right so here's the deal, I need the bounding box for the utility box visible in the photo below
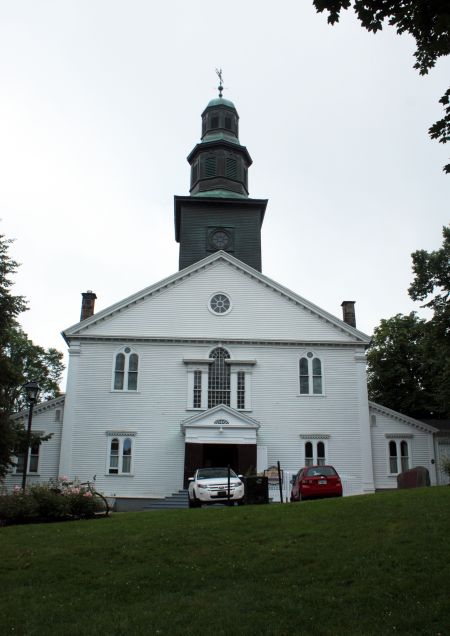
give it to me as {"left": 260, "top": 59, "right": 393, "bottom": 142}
{"left": 244, "top": 476, "right": 269, "bottom": 505}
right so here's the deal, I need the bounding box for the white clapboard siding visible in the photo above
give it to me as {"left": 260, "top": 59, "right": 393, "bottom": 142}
{"left": 369, "top": 405, "right": 436, "bottom": 490}
{"left": 62, "top": 338, "right": 372, "bottom": 498}
{"left": 71, "top": 261, "right": 360, "bottom": 343}
{"left": 4, "top": 398, "right": 64, "bottom": 492}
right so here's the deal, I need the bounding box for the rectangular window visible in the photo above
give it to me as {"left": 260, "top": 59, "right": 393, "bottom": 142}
{"left": 15, "top": 453, "right": 25, "bottom": 474}
{"left": 108, "top": 435, "right": 134, "bottom": 475}
{"left": 29, "top": 443, "right": 40, "bottom": 473}
{"left": 237, "top": 371, "right": 245, "bottom": 409}
{"left": 15, "top": 443, "right": 39, "bottom": 474}
{"left": 193, "top": 370, "right": 202, "bottom": 408}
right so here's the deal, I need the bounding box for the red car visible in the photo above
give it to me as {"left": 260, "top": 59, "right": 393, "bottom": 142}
{"left": 290, "top": 465, "right": 343, "bottom": 501}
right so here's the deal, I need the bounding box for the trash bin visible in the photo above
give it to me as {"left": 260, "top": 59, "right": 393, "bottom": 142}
{"left": 244, "top": 476, "right": 269, "bottom": 504}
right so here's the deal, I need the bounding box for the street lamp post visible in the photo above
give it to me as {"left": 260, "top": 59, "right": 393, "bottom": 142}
{"left": 21, "top": 380, "right": 40, "bottom": 491}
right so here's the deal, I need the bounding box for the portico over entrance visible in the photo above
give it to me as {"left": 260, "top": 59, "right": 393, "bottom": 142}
{"left": 181, "top": 405, "right": 260, "bottom": 487}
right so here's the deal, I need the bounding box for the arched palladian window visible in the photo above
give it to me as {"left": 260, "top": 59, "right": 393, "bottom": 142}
{"left": 108, "top": 436, "right": 133, "bottom": 475}
{"left": 114, "top": 347, "right": 139, "bottom": 391}
{"left": 299, "top": 352, "right": 323, "bottom": 395}
{"left": 208, "top": 347, "right": 230, "bottom": 407}
{"left": 304, "top": 440, "right": 326, "bottom": 466}
{"left": 389, "top": 439, "right": 410, "bottom": 474}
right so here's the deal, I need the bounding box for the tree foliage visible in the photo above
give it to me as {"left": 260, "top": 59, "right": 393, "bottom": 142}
{"left": 367, "top": 227, "right": 450, "bottom": 418}
{"left": 313, "top": 1, "right": 450, "bottom": 172}
{"left": 408, "top": 225, "right": 450, "bottom": 312}
{"left": 0, "top": 232, "right": 64, "bottom": 478}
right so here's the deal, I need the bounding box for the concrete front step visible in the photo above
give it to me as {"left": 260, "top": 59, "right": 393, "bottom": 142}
{"left": 114, "top": 490, "right": 189, "bottom": 512}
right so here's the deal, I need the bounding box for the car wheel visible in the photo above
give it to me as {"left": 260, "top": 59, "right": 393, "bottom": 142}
{"left": 237, "top": 499, "right": 245, "bottom": 506}
{"left": 188, "top": 492, "right": 200, "bottom": 508}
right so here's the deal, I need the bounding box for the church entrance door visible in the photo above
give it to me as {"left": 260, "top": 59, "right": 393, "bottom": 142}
{"left": 183, "top": 443, "right": 256, "bottom": 488}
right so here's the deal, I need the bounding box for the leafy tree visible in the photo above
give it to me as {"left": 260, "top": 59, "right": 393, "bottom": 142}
{"left": 367, "top": 227, "right": 450, "bottom": 418}
{"left": 408, "top": 225, "right": 450, "bottom": 313}
{"left": 409, "top": 225, "right": 450, "bottom": 415}
{"left": 0, "top": 232, "right": 64, "bottom": 478}
{"left": 313, "top": 1, "right": 450, "bottom": 172}
{"left": 2, "top": 326, "right": 64, "bottom": 413}
{"left": 367, "top": 313, "right": 433, "bottom": 418}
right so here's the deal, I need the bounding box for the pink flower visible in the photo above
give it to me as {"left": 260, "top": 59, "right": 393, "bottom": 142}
{"left": 60, "top": 475, "right": 69, "bottom": 482}
{"left": 13, "top": 485, "right": 21, "bottom": 494}
{"left": 83, "top": 491, "right": 93, "bottom": 497}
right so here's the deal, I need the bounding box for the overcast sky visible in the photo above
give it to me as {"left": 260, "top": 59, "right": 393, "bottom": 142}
{"left": 1, "top": 1, "right": 448, "bottom": 386}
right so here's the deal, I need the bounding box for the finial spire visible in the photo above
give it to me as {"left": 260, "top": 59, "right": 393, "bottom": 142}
{"left": 216, "top": 68, "right": 223, "bottom": 98}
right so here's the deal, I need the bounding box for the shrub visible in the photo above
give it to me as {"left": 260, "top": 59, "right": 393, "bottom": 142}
{"left": 441, "top": 456, "right": 450, "bottom": 479}
{"left": 0, "top": 492, "right": 39, "bottom": 523}
{"left": 0, "top": 479, "right": 107, "bottom": 525}
{"left": 29, "top": 484, "right": 69, "bottom": 519}
{"left": 66, "top": 490, "right": 105, "bottom": 518}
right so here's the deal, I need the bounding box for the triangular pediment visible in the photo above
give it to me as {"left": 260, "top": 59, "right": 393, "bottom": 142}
{"left": 181, "top": 405, "right": 260, "bottom": 432}
{"left": 63, "top": 252, "right": 370, "bottom": 345}
{"left": 369, "top": 402, "right": 438, "bottom": 434}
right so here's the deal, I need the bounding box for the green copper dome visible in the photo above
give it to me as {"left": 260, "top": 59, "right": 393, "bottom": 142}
{"left": 205, "top": 97, "right": 236, "bottom": 109}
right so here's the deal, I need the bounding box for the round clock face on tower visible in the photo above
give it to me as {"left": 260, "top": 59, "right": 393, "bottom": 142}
{"left": 211, "top": 230, "right": 230, "bottom": 250}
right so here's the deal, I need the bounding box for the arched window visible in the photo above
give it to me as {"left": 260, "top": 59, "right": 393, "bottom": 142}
{"left": 113, "top": 348, "right": 139, "bottom": 391}
{"left": 317, "top": 441, "right": 325, "bottom": 466}
{"left": 389, "top": 440, "right": 398, "bottom": 473}
{"left": 305, "top": 442, "right": 313, "bottom": 467}
{"left": 304, "top": 440, "right": 327, "bottom": 466}
{"left": 122, "top": 438, "right": 132, "bottom": 473}
{"left": 400, "top": 441, "right": 409, "bottom": 473}
{"left": 208, "top": 347, "right": 230, "bottom": 407}
{"left": 299, "top": 353, "right": 323, "bottom": 395}
{"left": 388, "top": 438, "right": 411, "bottom": 474}
{"left": 108, "top": 436, "right": 133, "bottom": 475}
{"left": 109, "top": 438, "right": 120, "bottom": 474}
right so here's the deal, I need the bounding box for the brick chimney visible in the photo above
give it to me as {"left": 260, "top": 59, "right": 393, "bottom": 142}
{"left": 80, "top": 290, "right": 97, "bottom": 321}
{"left": 341, "top": 301, "right": 356, "bottom": 328}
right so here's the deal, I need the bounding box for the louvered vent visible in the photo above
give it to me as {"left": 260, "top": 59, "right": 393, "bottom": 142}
{"left": 226, "top": 157, "right": 238, "bottom": 179}
{"left": 211, "top": 116, "right": 219, "bottom": 128}
{"left": 192, "top": 164, "right": 198, "bottom": 183}
{"left": 205, "top": 157, "right": 217, "bottom": 177}
{"left": 224, "top": 116, "right": 232, "bottom": 130}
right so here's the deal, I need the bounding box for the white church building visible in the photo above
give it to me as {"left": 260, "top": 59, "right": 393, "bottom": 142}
{"left": 6, "top": 91, "right": 441, "bottom": 505}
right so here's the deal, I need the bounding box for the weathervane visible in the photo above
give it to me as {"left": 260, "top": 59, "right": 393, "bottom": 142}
{"left": 216, "top": 68, "right": 223, "bottom": 97}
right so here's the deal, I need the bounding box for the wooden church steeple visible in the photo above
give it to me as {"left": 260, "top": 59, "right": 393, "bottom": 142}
{"left": 174, "top": 76, "right": 268, "bottom": 272}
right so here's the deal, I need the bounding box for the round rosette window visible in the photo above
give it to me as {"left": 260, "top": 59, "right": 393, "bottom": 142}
{"left": 209, "top": 293, "right": 232, "bottom": 315}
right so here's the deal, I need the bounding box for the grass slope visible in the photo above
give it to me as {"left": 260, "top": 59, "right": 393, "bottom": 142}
{"left": 1, "top": 488, "right": 449, "bottom": 635}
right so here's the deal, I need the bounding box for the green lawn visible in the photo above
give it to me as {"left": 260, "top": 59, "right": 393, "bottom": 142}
{"left": 1, "top": 488, "right": 449, "bottom": 635}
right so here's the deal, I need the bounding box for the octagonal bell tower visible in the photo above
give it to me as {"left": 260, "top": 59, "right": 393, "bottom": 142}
{"left": 174, "top": 83, "right": 268, "bottom": 272}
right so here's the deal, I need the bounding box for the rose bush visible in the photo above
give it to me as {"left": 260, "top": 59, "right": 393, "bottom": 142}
{"left": 0, "top": 478, "right": 107, "bottom": 525}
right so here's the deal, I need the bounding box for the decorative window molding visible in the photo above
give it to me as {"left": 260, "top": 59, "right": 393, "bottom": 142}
{"left": 106, "top": 434, "right": 135, "bottom": 475}
{"left": 106, "top": 431, "right": 137, "bottom": 437}
{"left": 300, "top": 434, "right": 330, "bottom": 440}
{"left": 112, "top": 347, "right": 139, "bottom": 391}
{"left": 385, "top": 433, "right": 413, "bottom": 439}
{"left": 299, "top": 352, "right": 323, "bottom": 395}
